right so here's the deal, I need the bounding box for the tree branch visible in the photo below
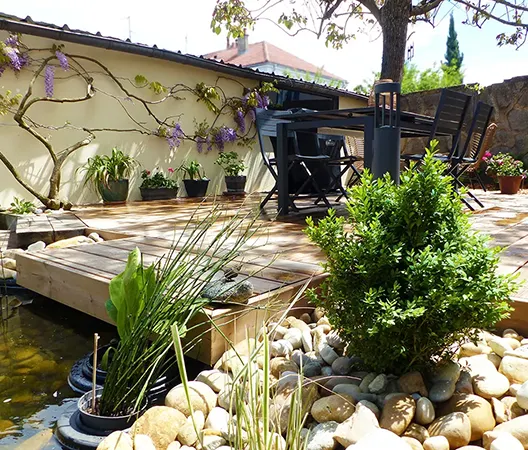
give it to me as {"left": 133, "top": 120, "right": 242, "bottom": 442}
{"left": 0, "top": 150, "right": 49, "bottom": 205}
{"left": 411, "top": 0, "right": 444, "bottom": 17}
{"left": 453, "top": 0, "right": 528, "bottom": 28}
{"left": 357, "top": 0, "right": 381, "bottom": 23}
{"left": 56, "top": 132, "right": 95, "bottom": 164}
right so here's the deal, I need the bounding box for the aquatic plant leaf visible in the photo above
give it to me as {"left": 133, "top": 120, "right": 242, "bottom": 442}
{"left": 105, "top": 299, "right": 118, "bottom": 323}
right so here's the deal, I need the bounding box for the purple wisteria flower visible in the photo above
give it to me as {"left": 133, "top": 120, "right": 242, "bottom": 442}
{"left": 196, "top": 136, "right": 206, "bottom": 153}
{"left": 234, "top": 109, "right": 246, "bottom": 133}
{"left": 44, "top": 65, "right": 55, "bottom": 97}
{"left": 166, "top": 123, "right": 184, "bottom": 150}
{"left": 248, "top": 108, "right": 256, "bottom": 123}
{"left": 214, "top": 126, "right": 237, "bottom": 151}
{"left": 5, "top": 47, "right": 22, "bottom": 71}
{"left": 4, "top": 35, "right": 18, "bottom": 47}
{"left": 55, "top": 50, "right": 69, "bottom": 71}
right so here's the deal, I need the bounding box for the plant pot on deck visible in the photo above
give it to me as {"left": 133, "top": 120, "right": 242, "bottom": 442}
{"left": 77, "top": 388, "right": 146, "bottom": 432}
{"left": 183, "top": 179, "right": 209, "bottom": 198}
{"left": 97, "top": 180, "right": 129, "bottom": 203}
{"left": 139, "top": 187, "right": 179, "bottom": 201}
{"left": 225, "top": 176, "right": 246, "bottom": 193}
{"left": 498, "top": 175, "right": 523, "bottom": 194}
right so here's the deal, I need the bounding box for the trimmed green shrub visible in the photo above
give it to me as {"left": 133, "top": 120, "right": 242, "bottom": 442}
{"left": 305, "top": 149, "right": 517, "bottom": 374}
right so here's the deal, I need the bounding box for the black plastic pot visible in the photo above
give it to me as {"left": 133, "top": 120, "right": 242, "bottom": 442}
{"left": 225, "top": 176, "right": 246, "bottom": 193}
{"left": 97, "top": 180, "right": 129, "bottom": 203}
{"left": 183, "top": 179, "right": 209, "bottom": 198}
{"left": 140, "top": 187, "right": 178, "bottom": 201}
{"left": 78, "top": 388, "right": 146, "bottom": 432}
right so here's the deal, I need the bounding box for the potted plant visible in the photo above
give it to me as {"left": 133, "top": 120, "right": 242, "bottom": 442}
{"left": 179, "top": 160, "right": 209, "bottom": 198}
{"left": 139, "top": 168, "right": 179, "bottom": 201}
{"left": 483, "top": 151, "right": 526, "bottom": 194}
{"left": 215, "top": 151, "right": 246, "bottom": 194}
{"left": 80, "top": 148, "right": 138, "bottom": 203}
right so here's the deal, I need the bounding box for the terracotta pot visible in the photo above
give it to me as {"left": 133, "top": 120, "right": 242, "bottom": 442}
{"left": 498, "top": 175, "right": 523, "bottom": 194}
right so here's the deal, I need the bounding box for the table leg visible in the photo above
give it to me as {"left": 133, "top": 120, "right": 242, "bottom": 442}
{"left": 277, "top": 122, "right": 289, "bottom": 215}
{"left": 363, "top": 118, "right": 374, "bottom": 170}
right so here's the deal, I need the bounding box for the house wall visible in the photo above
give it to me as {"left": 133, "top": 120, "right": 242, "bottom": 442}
{"left": 0, "top": 32, "right": 366, "bottom": 208}
{"left": 400, "top": 76, "right": 528, "bottom": 163}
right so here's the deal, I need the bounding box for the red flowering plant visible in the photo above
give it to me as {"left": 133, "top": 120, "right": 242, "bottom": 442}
{"left": 140, "top": 167, "right": 178, "bottom": 189}
{"left": 483, "top": 152, "right": 527, "bottom": 178}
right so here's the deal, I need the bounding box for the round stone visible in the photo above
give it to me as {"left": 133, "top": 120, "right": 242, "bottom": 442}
{"left": 131, "top": 406, "right": 186, "bottom": 450}
{"left": 332, "top": 357, "right": 354, "bottom": 376}
{"left": 305, "top": 421, "right": 339, "bottom": 450}
{"left": 284, "top": 328, "right": 303, "bottom": 349}
{"left": 415, "top": 396, "right": 435, "bottom": 426}
{"left": 165, "top": 381, "right": 217, "bottom": 417}
{"left": 351, "top": 429, "right": 415, "bottom": 450}
{"left": 379, "top": 393, "right": 416, "bottom": 436}
{"left": 428, "top": 412, "right": 471, "bottom": 449}
{"left": 204, "top": 407, "right": 230, "bottom": 434}
{"left": 311, "top": 394, "right": 355, "bottom": 423}
{"left": 300, "top": 313, "right": 312, "bottom": 324}
{"left": 423, "top": 435, "right": 449, "bottom": 450}
{"left": 195, "top": 369, "right": 232, "bottom": 393}
{"left": 302, "top": 362, "right": 322, "bottom": 377}
{"left": 489, "top": 337, "right": 513, "bottom": 357}
{"left": 515, "top": 380, "right": 528, "bottom": 409}
{"left": 319, "top": 345, "right": 339, "bottom": 366}
{"left": 460, "top": 342, "right": 491, "bottom": 357}
{"left": 368, "top": 374, "right": 388, "bottom": 394}
{"left": 402, "top": 436, "right": 422, "bottom": 450}
{"left": 489, "top": 414, "right": 528, "bottom": 448}
{"left": 398, "top": 371, "right": 428, "bottom": 396}
{"left": 490, "top": 432, "right": 524, "bottom": 450}
{"left": 333, "top": 402, "right": 380, "bottom": 447}
{"left": 270, "top": 357, "right": 299, "bottom": 378}
{"left": 500, "top": 355, "right": 528, "bottom": 384}
{"left": 429, "top": 380, "right": 456, "bottom": 403}
{"left": 403, "top": 423, "right": 429, "bottom": 443}
{"left": 321, "top": 366, "right": 334, "bottom": 377}
{"left": 271, "top": 340, "right": 294, "bottom": 357}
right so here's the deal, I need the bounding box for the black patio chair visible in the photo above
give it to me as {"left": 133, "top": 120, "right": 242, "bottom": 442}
{"left": 401, "top": 89, "right": 472, "bottom": 166}
{"left": 447, "top": 101, "right": 494, "bottom": 209}
{"left": 255, "top": 109, "right": 332, "bottom": 211}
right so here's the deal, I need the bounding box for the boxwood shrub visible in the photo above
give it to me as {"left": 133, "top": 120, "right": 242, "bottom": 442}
{"left": 305, "top": 149, "right": 517, "bottom": 374}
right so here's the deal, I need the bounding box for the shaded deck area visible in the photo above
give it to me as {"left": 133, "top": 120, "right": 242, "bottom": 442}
{"left": 13, "top": 191, "right": 528, "bottom": 362}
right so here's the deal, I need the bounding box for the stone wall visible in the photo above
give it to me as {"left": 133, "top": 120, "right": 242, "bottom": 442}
{"left": 400, "top": 76, "right": 528, "bottom": 164}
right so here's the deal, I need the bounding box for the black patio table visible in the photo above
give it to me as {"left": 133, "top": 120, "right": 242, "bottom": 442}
{"left": 275, "top": 106, "right": 454, "bottom": 215}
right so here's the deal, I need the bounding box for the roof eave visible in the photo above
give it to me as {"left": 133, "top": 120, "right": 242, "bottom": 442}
{"left": 0, "top": 15, "right": 366, "bottom": 101}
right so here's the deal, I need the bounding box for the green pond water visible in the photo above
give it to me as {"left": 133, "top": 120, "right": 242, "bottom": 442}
{"left": 0, "top": 290, "right": 116, "bottom": 449}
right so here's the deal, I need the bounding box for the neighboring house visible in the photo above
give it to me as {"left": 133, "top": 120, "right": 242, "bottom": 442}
{"left": 0, "top": 14, "right": 366, "bottom": 206}
{"left": 204, "top": 35, "right": 347, "bottom": 89}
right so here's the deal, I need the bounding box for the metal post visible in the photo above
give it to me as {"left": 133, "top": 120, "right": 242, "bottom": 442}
{"left": 372, "top": 82, "right": 401, "bottom": 183}
{"left": 277, "top": 122, "right": 289, "bottom": 215}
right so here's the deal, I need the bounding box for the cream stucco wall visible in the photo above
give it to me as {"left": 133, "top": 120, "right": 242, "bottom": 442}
{"left": 0, "top": 32, "right": 366, "bottom": 208}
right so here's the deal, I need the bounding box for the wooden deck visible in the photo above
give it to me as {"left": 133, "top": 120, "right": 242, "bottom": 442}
{"left": 13, "top": 191, "right": 528, "bottom": 363}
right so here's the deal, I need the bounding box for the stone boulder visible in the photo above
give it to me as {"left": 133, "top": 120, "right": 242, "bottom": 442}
{"left": 380, "top": 394, "right": 416, "bottom": 436}
{"left": 428, "top": 412, "right": 471, "bottom": 449}
{"left": 333, "top": 401, "right": 380, "bottom": 447}
{"left": 311, "top": 394, "right": 355, "bottom": 423}
{"left": 96, "top": 431, "right": 133, "bottom": 450}
{"left": 131, "top": 406, "right": 186, "bottom": 450}
{"left": 165, "top": 381, "right": 217, "bottom": 417}
{"left": 47, "top": 236, "right": 94, "bottom": 249}
{"left": 487, "top": 415, "right": 528, "bottom": 449}
{"left": 347, "top": 429, "right": 413, "bottom": 449}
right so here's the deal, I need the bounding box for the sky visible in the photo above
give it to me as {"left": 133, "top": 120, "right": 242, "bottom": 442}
{"left": 2, "top": 0, "right": 528, "bottom": 90}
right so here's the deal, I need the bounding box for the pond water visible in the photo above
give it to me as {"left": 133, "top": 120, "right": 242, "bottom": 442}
{"left": 0, "top": 289, "right": 116, "bottom": 449}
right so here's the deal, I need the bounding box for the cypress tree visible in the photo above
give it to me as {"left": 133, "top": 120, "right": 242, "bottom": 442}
{"left": 445, "top": 13, "right": 464, "bottom": 70}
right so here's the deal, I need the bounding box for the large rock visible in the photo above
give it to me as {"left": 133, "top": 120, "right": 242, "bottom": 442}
{"left": 473, "top": 371, "right": 510, "bottom": 400}
{"left": 333, "top": 402, "right": 380, "bottom": 447}
{"left": 347, "top": 429, "right": 413, "bottom": 449}
{"left": 47, "top": 235, "right": 94, "bottom": 249}
{"left": 429, "top": 380, "right": 456, "bottom": 403}
{"left": 403, "top": 423, "right": 429, "bottom": 443}
{"left": 310, "top": 394, "right": 355, "bottom": 423}
{"left": 97, "top": 431, "right": 133, "bottom": 450}
{"left": 131, "top": 406, "right": 186, "bottom": 450}
{"left": 27, "top": 241, "right": 46, "bottom": 252}
{"left": 489, "top": 337, "right": 513, "bottom": 357}
{"left": 201, "top": 278, "right": 253, "bottom": 303}
{"left": 438, "top": 393, "right": 495, "bottom": 441}
{"left": 428, "top": 412, "right": 471, "bottom": 449}
{"left": 0, "top": 267, "right": 16, "bottom": 279}
{"left": 0, "top": 258, "right": 16, "bottom": 270}
{"left": 488, "top": 415, "right": 528, "bottom": 449}
{"left": 380, "top": 394, "right": 416, "bottom": 436}
{"left": 501, "top": 396, "right": 526, "bottom": 420}
{"left": 271, "top": 381, "right": 319, "bottom": 434}
{"left": 305, "top": 421, "right": 338, "bottom": 450}
{"left": 133, "top": 435, "right": 156, "bottom": 450}
{"left": 165, "top": 381, "right": 217, "bottom": 416}
{"left": 499, "top": 355, "right": 528, "bottom": 384}
{"left": 402, "top": 436, "right": 423, "bottom": 450}
{"left": 270, "top": 358, "right": 299, "bottom": 378}
{"left": 204, "top": 407, "right": 230, "bottom": 434}
{"left": 491, "top": 397, "right": 509, "bottom": 424}
{"left": 489, "top": 433, "right": 524, "bottom": 450}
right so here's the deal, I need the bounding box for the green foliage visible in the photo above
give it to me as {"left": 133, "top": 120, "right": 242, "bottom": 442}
{"left": 80, "top": 147, "right": 138, "bottom": 189}
{"left": 179, "top": 160, "right": 207, "bottom": 180}
{"left": 401, "top": 63, "right": 463, "bottom": 94}
{"left": 106, "top": 248, "right": 156, "bottom": 341}
{"left": 195, "top": 82, "right": 221, "bottom": 114}
{"left": 9, "top": 197, "right": 34, "bottom": 214}
{"left": 133, "top": 74, "right": 167, "bottom": 94}
{"left": 0, "top": 90, "right": 21, "bottom": 116}
{"left": 305, "top": 147, "right": 517, "bottom": 374}
{"left": 99, "top": 206, "right": 259, "bottom": 416}
{"left": 445, "top": 14, "right": 464, "bottom": 72}
{"left": 483, "top": 152, "right": 527, "bottom": 177}
{"left": 140, "top": 168, "right": 178, "bottom": 189}
{"left": 211, "top": 0, "right": 255, "bottom": 37}
{"left": 215, "top": 151, "right": 246, "bottom": 176}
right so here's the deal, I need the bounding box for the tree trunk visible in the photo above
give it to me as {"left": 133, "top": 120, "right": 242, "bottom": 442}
{"left": 379, "top": 0, "right": 410, "bottom": 82}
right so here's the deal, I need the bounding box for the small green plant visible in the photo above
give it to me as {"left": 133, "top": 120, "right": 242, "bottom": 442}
{"left": 483, "top": 152, "right": 526, "bottom": 177}
{"left": 80, "top": 147, "right": 138, "bottom": 189}
{"left": 215, "top": 151, "right": 246, "bottom": 176}
{"left": 179, "top": 160, "right": 207, "bottom": 180}
{"left": 305, "top": 146, "right": 517, "bottom": 374}
{"left": 9, "top": 197, "right": 34, "bottom": 214}
{"left": 140, "top": 168, "right": 178, "bottom": 189}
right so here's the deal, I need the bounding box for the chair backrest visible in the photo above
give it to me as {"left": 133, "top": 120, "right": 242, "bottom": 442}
{"left": 317, "top": 134, "right": 346, "bottom": 159}
{"left": 345, "top": 136, "right": 365, "bottom": 160}
{"left": 255, "top": 108, "right": 293, "bottom": 168}
{"left": 468, "top": 122, "right": 497, "bottom": 171}
{"left": 459, "top": 102, "right": 494, "bottom": 160}
{"left": 429, "top": 89, "right": 472, "bottom": 157}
